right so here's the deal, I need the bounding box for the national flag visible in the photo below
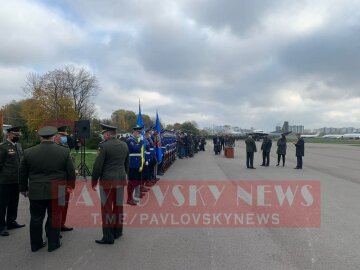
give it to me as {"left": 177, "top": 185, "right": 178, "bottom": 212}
{"left": 155, "top": 110, "right": 163, "bottom": 163}
{"left": 137, "top": 99, "right": 145, "bottom": 171}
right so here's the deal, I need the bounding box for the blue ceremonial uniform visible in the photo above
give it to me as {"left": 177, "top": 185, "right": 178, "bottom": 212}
{"left": 145, "top": 136, "right": 156, "bottom": 181}
{"left": 157, "top": 132, "right": 166, "bottom": 174}
{"left": 126, "top": 136, "right": 143, "bottom": 169}
{"left": 126, "top": 135, "right": 144, "bottom": 203}
{"left": 157, "top": 130, "right": 177, "bottom": 173}
{"left": 141, "top": 137, "right": 150, "bottom": 182}
{"left": 147, "top": 137, "right": 156, "bottom": 161}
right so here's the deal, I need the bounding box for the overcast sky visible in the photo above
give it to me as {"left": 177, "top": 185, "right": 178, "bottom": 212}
{"left": 1, "top": 0, "right": 360, "bottom": 131}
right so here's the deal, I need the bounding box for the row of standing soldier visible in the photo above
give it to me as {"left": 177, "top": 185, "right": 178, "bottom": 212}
{"left": 176, "top": 132, "right": 206, "bottom": 158}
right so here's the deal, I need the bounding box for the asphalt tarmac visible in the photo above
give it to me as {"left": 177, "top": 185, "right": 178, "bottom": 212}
{"left": 1, "top": 141, "right": 359, "bottom": 270}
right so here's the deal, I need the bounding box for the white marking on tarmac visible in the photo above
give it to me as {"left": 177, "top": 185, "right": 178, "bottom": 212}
{"left": 305, "top": 227, "right": 317, "bottom": 268}
{"left": 68, "top": 249, "right": 93, "bottom": 270}
{"left": 207, "top": 229, "right": 217, "bottom": 270}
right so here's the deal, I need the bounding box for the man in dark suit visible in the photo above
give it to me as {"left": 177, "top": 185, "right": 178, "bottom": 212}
{"left": 260, "top": 136, "right": 272, "bottom": 167}
{"left": 294, "top": 133, "right": 305, "bottom": 169}
{"left": 0, "top": 126, "right": 25, "bottom": 237}
{"left": 245, "top": 134, "right": 257, "bottom": 169}
{"left": 92, "top": 124, "right": 129, "bottom": 245}
{"left": 19, "top": 126, "right": 76, "bottom": 252}
{"left": 276, "top": 134, "right": 287, "bottom": 167}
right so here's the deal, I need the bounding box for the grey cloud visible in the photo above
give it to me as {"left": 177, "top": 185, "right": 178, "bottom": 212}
{"left": 1, "top": 0, "right": 359, "bottom": 131}
{"left": 279, "top": 21, "right": 360, "bottom": 98}
{"left": 135, "top": 22, "right": 208, "bottom": 78}
{"left": 182, "top": 0, "right": 286, "bottom": 35}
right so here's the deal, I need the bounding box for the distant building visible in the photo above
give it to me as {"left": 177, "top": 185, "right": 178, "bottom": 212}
{"left": 289, "top": 125, "right": 304, "bottom": 134}
{"left": 283, "top": 121, "right": 289, "bottom": 132}
{"left": 203, "top": 125, "right": 248, "bottom": 135}
{"left": 316, "top": 127, "right": 359, "bottom": 134}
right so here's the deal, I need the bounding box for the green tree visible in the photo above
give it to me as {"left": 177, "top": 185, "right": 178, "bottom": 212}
{"left": 1, "top": 100, "right": 26, "bottom": 127}
{"left": 111, "top": 109, "right": 153, "bottom": 132}
{"left": 111, "top": 110, "right": 137, "bottom": 132}
{"left": 1, "top": 100, "right": 33, "bottom": 147}
{"left": 142, "top": 114, "right": 153, "bottom": 128}
{"left": 181, "top": 121, "right": 200, "bottom": 135}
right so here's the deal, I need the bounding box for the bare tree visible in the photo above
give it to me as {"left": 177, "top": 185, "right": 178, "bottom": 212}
{"left": 63, "top": 65, "right": 100, "bottom": 119}
{"left": 23, "top": 65, "right": 100, "bottom": 120}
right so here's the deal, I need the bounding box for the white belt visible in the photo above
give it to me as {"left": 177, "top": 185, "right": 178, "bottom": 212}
{"left": 145, "top": 151, "right": 150, "bottom": 154}
{"left": 129, "top": 153, "right": 142, "bottom": 157}
{"left": 150, "top": 148, "right": 154, "bottom": 150}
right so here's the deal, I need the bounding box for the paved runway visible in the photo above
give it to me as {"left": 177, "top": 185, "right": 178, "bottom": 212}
{"left": 1, "top": 141, "right": 359, "bottom": 270}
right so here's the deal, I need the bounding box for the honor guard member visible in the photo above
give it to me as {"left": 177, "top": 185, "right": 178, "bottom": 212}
{"left": 92, "top": 124, "right": 129, "bottom": 245}
{"left": 294, "top": 133, "right": 305, "bottom": 169}
{"left": 145, "top": 127, "right": 158, "bottom": 183}
{"left": 126, "top": 126, "right": 144, "bottom": 205}
{"left": 157, "top": 129, "right": 166, "bottom": 174}
{"left": 19, "top": 126, "right": 76, "bottom": 252}
{"left": 54, "top": 126, "right": 73, "bottom": 232}
{"left": 152, "top": 129, "right": 163, "bottom": 176}
{"left": 140, "top": 129, "right": 150, "bottom": 192}
{"left": 0, "top": 126, "right": 25, "bottom": 237}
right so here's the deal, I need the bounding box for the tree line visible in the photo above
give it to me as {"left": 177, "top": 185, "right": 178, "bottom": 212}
{"left": 0, "top": 65, "right": 204, "bottom": 148}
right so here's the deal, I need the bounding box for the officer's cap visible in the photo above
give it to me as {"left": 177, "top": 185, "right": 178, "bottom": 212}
{"left": 6, "top": 126, "right": 21, "bottom": 135}
{"left": 100, "top": 123, "right": 117, "bottom": 133}
{"left": 57, "top": 126, "right": 68, "bottom": 135}
{"left": 133, "top": 125, "right": 144, "bottom": 131}
{"left": 145, "top": 127, "right": 153, "bottom": 133}
{"left": 38, "top": 126, "right": 58, "bottom": 137}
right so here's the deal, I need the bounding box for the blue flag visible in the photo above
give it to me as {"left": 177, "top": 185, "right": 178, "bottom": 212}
{"left": 137, "top": 100, "right": 144, "bottom": 128}
{"left": 137, "top": 100, "right": 145, "bottom": 171}
{"left": 155, "top": 111, "right": 163, "bottom": 163}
